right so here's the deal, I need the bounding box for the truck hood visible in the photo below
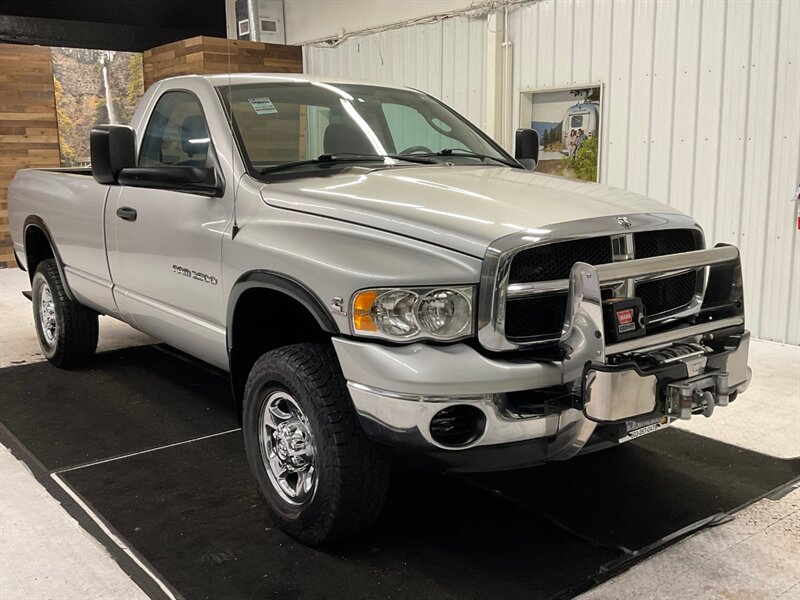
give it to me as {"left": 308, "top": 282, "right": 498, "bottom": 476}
{"left": 260, "top": 166, "right": 681, "bottom": 257}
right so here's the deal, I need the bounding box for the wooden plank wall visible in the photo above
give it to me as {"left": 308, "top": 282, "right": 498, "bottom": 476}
{"left": 0, "top": 44, "right": 61, "bottom": 269}
{"left": 143, "top": 36, "right": 302, "bottom": 89}
{"left": 0, "top": 37, "right": 301, "bottom": 269}
{"left": 143, "top": 36, "right": 305, "bottom": 165}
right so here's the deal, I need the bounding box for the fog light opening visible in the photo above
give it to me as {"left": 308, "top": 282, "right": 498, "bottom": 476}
{"left": 429, "top": 405, "right": 486, "bottom": 448}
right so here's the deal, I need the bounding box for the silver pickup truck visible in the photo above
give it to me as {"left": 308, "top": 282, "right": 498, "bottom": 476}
{"left": 9, "top": 74, "right": 751, "bottom": 544}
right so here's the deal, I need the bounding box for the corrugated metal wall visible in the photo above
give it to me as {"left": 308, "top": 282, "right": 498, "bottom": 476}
{"left": 510, "top": 0, "right": 800, "bottom": 345}
{"left": 303, "top": 15, "right": 487, "bottom": 129}
{"left": 303, "top": 0, "right": 800, "bottom": 345}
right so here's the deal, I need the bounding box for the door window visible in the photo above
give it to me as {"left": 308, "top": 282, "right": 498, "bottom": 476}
{"left": 138, "top": 92, "right": 211, "bottom": 168}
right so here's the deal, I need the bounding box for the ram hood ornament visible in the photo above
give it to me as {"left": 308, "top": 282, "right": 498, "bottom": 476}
{"left": 616, "top": 216, "right": 633, "bottom": 229}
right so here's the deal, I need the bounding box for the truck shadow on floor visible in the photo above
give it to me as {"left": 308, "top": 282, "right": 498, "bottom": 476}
{"left": 1, "top": 345, "right": 797, "bottom": 600}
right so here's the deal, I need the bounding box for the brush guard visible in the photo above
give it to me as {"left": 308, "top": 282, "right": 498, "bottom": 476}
{"left": 547, "top": 243, "right": 750, "bottom": 459}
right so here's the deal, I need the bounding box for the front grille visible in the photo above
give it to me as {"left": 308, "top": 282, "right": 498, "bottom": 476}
{"left": 509, "top": 237, "right": 613, "bottom": 283}
{"left": 636, "top": 271, "right": 698, "bottom": 319}
{"left": 634, "top": 229, "right": 699, "bottom": 258}
{"left": 506, "top": 294, "right": 568, "bottom": 341}
{"left": 506, "top": 289, "right": 614, "bottom": 341}
{"left": 504, "top": 229, "right": 702, "bottom": 343}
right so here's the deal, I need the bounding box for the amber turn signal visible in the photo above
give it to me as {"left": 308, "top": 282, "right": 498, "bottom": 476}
{"left": 352, "top": 290, "right": 378, "bottom": 332}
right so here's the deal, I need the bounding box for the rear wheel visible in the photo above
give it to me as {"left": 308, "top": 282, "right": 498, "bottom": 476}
{"left": 243, "top": 342, "right": 389, "bottom": 545}
{"left": 31, "top": 259, "right": 98, "bottom": 368}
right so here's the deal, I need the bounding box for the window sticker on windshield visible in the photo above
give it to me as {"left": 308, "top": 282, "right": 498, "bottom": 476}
{"left": 248, "top": 97, "right": 278, "bottom": 115}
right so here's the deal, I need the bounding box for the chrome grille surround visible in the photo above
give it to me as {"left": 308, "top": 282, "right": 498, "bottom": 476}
{"left": 477, "top": 213, "right": 706, "bottom": 352}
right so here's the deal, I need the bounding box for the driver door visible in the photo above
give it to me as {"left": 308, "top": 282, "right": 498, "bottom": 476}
{"left": 106, "top": 90, "right": 231, "bottom": 369}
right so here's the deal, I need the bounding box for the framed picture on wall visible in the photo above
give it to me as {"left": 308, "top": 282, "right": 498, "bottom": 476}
{"left": 519, "top": 84, "right": 602, "bottom": 182}
{"left": 51, "top": 48, "right": 145, "bottom": 167}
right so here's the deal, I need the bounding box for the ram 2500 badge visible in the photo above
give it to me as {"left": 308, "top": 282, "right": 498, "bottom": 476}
{"left": 8, "top": 74, "right": 751, "bottom": 544}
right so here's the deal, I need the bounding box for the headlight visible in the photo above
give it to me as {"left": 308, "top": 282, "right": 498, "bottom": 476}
{"left": 417, "top": 289, "right": 472, "bottom": 337}
{"left": 351, "top": 286, "right": 474, "bottom": 341}
{"left": 371, "top": 289, "right": 420, "bottom": 337}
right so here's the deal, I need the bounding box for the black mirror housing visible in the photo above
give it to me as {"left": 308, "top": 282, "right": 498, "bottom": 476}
{"left": 116, "top": 166, "right": 223, "bottom": 196}
{"left": 90, "top": 125, "right": 136, "bottom": 184}
{"left": 515, "top": 128, "right": 540, "bottom": 171}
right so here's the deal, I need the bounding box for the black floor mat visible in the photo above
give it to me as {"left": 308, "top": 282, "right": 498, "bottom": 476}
{"left": 1, "top": 346, "right": 798, "bottom": 600}
{"left": 61, "top": 433, "right": 620, "bottom": 600}
{"left": 0, "top": 346, "right": 236, "bottom": 470}
{"left": 468, "top": 430, "right": 800, "bottom": 551}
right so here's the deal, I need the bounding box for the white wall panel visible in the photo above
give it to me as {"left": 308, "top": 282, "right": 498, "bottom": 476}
{"left": 626, "top": 0, "right": 656, "bottom": 196}
{"left": 647, "top": 0, "right": 679, "bottom": 202}
{"left": 739, "top": 0, "right": 782, "bottom": 340}
{"left": 303, "top": 0, "right": 800, "bottom": 344}
{"left": 668, "top": 0, "right": 703, "bottom": 217}
{"left": 284, "top": 0, "right": 476, "bottom": 44}
{"left": 571, "top": 0, "right": 594, "bottom": 85}
{"left": 304, "top": 15, "right": 487, "bottom": 128}
{"left": 589, "top": 0, "right": 613, "bottom": 183}
{"left": 763, "top": 0, "right": 800, "bottom": 343}
{"left": 690, "top": 0, "right": 726, "bottom": 242}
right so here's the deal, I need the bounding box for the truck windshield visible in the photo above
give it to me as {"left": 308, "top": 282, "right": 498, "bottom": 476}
{"left": 219, "top": 81, "right": 517, "bottom": 178}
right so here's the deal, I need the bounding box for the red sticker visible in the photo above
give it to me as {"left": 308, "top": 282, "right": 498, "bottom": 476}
{"left": 616, "top": 308, "right": 634, "bottom": 325}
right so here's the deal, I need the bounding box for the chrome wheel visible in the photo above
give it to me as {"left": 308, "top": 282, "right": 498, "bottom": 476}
{"left": 259, "top": 391, "right": 317, "bottom": 505}
{"left": 38, "top": 282, "right": 57, "bottom": 346}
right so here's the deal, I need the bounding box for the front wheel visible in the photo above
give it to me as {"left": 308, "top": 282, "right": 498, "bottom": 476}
{"left": 31, "top": 259, "right": 98, "bottom": 368}
{"left": 242, "top": 343, "right": 389, "bottom": 545}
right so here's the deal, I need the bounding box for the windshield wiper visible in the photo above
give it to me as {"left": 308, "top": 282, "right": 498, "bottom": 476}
{"left": 417, "top": 149, "right": 519, "bottom": 168}
{"left": 328, "top": 152, "right": 436, "bottom": 165}
{"left": 259, "top": 153, "right": 434, "bottom": 175}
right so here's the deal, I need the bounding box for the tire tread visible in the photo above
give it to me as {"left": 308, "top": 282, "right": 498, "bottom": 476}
{"left": 34, "top": 259, "right": 98, "bottom": 368}
{"left": 243, "top": 342, "right": 389, "bottom": 544}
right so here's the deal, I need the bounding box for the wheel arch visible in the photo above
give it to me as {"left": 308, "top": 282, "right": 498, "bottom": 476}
{"left": 22, "top": 216, "right": 76, "bottom": 301}
{"left": 227, "top": 270, "right": 340, "bottom": 414}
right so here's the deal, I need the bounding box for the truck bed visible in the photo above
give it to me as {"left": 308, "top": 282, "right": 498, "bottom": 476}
{"left": 38, "top": 167, "right": 93, "bottom": 176}
{"left": 8, "top": 168, "right": 113, "bottom": 313}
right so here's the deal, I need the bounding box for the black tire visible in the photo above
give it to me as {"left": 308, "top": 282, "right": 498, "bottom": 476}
{"left": 243, "top": 342, "right": 389, "bottom": 545}
{"left": 31, "top": 259, "right": 98, "bottom": 369}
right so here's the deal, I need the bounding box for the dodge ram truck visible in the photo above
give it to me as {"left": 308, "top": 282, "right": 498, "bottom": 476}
{"left": 9, "top": 74, "right": 751, "bottom": 544}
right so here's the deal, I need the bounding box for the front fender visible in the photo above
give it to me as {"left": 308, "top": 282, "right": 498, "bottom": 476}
{"left": 226, "top": 270, "right": 338, "bottom": 346}
{"left": 221, "top": 211, "right": 483, "bottom": 335}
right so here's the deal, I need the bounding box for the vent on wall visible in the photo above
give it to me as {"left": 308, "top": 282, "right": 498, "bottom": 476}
{"left": 237, "top": 19, "right": 250, "bottom": 37}
{"left": 260, "top": 19, "right": 278, "bottom": 33}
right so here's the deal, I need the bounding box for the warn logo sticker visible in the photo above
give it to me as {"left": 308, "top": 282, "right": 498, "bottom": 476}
{"left": 616, "top": 308, "right": 635, "bottom": 332}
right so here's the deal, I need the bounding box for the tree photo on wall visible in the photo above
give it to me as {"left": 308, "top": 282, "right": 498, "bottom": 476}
{"left": 51, "top": 48, "right": 145, "bottom": 166}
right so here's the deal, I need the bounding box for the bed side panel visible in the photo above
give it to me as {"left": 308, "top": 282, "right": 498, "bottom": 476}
{"left": 9, "top": 169, "right": 117, "bottom": 315}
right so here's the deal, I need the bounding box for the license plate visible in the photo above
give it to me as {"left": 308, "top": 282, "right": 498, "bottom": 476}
{"left": 621, "top": 417, "right": 669, "bottom": 442}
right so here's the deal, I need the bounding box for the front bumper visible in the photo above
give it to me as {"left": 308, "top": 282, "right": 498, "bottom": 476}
{"left": 334, "top": 244, "right": 751, "bottom": 471}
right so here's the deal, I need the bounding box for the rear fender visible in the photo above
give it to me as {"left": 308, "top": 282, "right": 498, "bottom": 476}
{"left": 22, "top": 216, "right": 76, "bottom": 302}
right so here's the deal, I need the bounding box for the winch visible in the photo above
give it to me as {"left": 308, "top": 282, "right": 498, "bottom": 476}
{"left": 636, "top": 342, "right": 731, "bottom": 419}
{"left": 585, "top": 338, "right": 742, "bottom": 426}
{"left": 629, "top": 343, "right": 729, "bottom": 419}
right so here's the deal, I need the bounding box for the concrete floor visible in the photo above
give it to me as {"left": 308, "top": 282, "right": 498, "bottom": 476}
{"left": 1, "top": 267, "right": 798, "bottom": 599}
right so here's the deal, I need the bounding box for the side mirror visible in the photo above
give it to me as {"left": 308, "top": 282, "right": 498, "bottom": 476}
{"left": 90, "top": 125, "right": 135, "bottom": 184}
{"left": 116, "top": 166, "right": 223, "bottom": 196}
{"left": 515, "top": 128, "right": 539, "bottom": 171}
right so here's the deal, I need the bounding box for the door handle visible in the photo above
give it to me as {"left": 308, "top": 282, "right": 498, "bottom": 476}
{"left": 116, "top": 206, "right": 137, "bottom": 222}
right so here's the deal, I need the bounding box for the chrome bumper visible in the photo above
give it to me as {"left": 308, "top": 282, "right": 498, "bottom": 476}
{"left": 338, "top": 333, "right": 750, "bottom": 456}
{"left": 346, "top": 382, "right": 560, "bottom": 450}
{"left": 333, "top": 338, "right": 563, "bottom": 451}
{"left": 334, "top": 244, "right": 750, "bottom": 465}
